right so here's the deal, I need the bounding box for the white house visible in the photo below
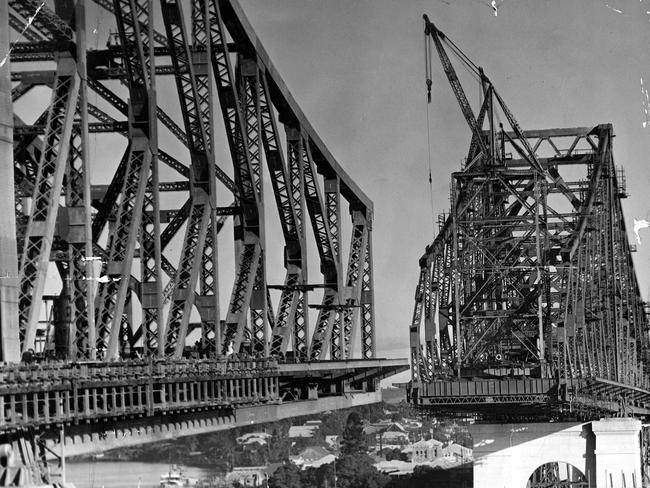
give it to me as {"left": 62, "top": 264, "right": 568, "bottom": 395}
{"left": 410, "top": 438, "right": 444, "bottom": 463}
{"left": 225, "top": 467, "right": 268, "bottom": 487}
{"left": 442, "top": 442, "right": 472, "bottom": 461}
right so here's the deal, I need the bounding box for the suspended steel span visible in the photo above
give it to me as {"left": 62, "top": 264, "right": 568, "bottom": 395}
{"left": 409, "top": 16, "right": 650, "bottom": 420}
{"left": 0, "top": 1, "right": 407, "bottom": 485}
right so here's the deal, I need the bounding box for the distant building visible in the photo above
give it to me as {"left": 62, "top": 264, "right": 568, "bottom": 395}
{"left": 365, "top": 422, "right": 409, "bottom": 447}
{"left": 442, "top": 442, "right": 472, "bottom": 461}
{"left": 225, "top": 466, "right": 269, "bottom": 487}
{"left": 410, "top": 439, "right": 443, "bottom": 463}
{"left": 290, "top": 446, "right": 336, "bottom": 469}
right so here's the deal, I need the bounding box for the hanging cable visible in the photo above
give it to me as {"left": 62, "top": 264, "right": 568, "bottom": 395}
{"left": 426, "top": 104, "right": 435, "bottom": 239}
{"left": 441, "top": 34, "right": 481, "bottom": 76}
{"left": 424, "top": 19, "right": 435, "bottom": 237}
{"left": 424, "top": 21, "right": 432, "bottom": 104}
{"left": 424, "top": 25, "right": 436, "bottom": 238}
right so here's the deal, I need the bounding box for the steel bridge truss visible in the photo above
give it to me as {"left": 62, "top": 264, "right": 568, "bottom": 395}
{"left": 2, "top": 0, "right": 376, "bottom": 363}
{"left": 410, "top": 17, "right": 650, "bottom": 415}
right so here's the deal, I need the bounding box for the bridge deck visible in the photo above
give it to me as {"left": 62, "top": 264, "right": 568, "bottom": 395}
{"left": 0, "top": 358, "right": 407, "bottom": 431}
{"left": 413, "top": 377, "right": 650, "bottom": 418}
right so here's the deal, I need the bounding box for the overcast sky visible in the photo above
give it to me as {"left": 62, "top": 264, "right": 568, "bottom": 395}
{"left": 237, "top": 0, "right": 650, "bottom": 364}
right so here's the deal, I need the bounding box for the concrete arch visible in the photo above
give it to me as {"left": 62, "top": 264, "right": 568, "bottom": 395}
{"left": 471, "top": 422, "right": 590, "bottom": 488}
{"left": 470, "top": 419, "right": 642, "bottom": 488}
{"left": 526, "top": 461, "right": 587, "bottom": 487}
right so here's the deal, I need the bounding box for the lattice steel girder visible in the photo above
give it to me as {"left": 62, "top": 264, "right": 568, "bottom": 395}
{"left": 208, "top": 0, "right": 259, "bottom": 218}
{"left": 65, "top": 1, "right": 96, "bottom": 360}
{"left": 191, "top": 0, "right": 221, "bottom": 360}
{"left": 164, "top": 195, "right": 212, "bottom": 358}
{"left": 286, "top": 129, "right": 309, "bottom": 360}
{"left": 302, "top": 135, "right": 338, "bottom": 284}
{"left": 19, "top": 55, "right": 80, "bottom": 352}
{"left": 269, "top": 272, "right": 301, "bottom": 356}
{"left": 360, "top": 222, "right": 376, "bottom": 359}
{"left": 8, "top": 0, "right": 73, "bottom": 41}
{"left": 95, "top": 139, "right": 151, "bottom": 359}
{"left": 222, "top": 243, "right": 262, "bottom": 353}
{"left": 159, "top": 0, "right": 217, "bottom": 358}
{"left": 341, "top": 213, "right": 369, "bottom": 360}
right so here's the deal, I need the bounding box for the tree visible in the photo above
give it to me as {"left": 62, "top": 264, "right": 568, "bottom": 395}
{"left": 335, "top": 453, "right": 390, "bottom": 488}
{"left": 341, "top": 412, "right": 367, "bottom": 455}
{"left": 268, "top": 462, "right": 303, "bottom": 488}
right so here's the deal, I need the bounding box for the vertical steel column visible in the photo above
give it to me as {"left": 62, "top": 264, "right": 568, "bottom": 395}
{"left": 326, "top": 176, "right": 343, "bottom": 359}
{"left": 64, "top": 0, "right": 95, "bottom": 360}
{"left": 240, "top": 57, "right": 267, "bottom": 356}
{"left": 361, "top": 216, "right": 376, "bottom": 359}
{"left": 138, "top": 0, "right": 163, "bottom": 358}
{"left": 303, "top": 139, "right": 338, "bottom": 361}
{"left": 286, "top": 128, "right": 308, "bottom": 360}
{"left": 0, "top": 0, "right": 20, "bottom": 362}
{"left": 342, "top": 212, "right": 368, "bottom": 360}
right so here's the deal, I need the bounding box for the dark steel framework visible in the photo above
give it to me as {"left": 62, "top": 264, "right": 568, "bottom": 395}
{"left": 0, "top": 2, "right": 410, "bottom": 484}
{"left": 410, "top": 17, "right": 650, "bottom": 417}
{"left": 2, "top": 0, "right": 376, "bottom": 363}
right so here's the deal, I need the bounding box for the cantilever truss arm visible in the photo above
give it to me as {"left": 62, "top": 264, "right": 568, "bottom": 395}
{"left": 5, "top": 0, "right": 376, "bottom": 364}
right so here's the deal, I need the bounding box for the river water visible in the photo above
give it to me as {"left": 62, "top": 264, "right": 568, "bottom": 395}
{"left": 65, "top": 462, "right": 216, "bottom": 488}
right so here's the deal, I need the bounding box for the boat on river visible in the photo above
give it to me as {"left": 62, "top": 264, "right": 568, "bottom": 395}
{"left": 159, "top": 465, "right": 198, "bottom": 488}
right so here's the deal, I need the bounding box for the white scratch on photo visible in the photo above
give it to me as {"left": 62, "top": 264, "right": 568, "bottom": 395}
{"left": 0, "top": 1, "right": 47, "bottom": 67}
{"left": 634, "top": 219, "right": 650, "bottom": 244}
{"left": 641, "top": 78, "right": 650, "bottom": 128}
{"left": 604, "top": 4, "right": 624, "bottom": 14}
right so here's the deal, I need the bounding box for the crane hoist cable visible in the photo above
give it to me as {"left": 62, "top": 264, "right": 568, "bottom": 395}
{"left": 424, "top": 21, "right": 435, "bottom": 239}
